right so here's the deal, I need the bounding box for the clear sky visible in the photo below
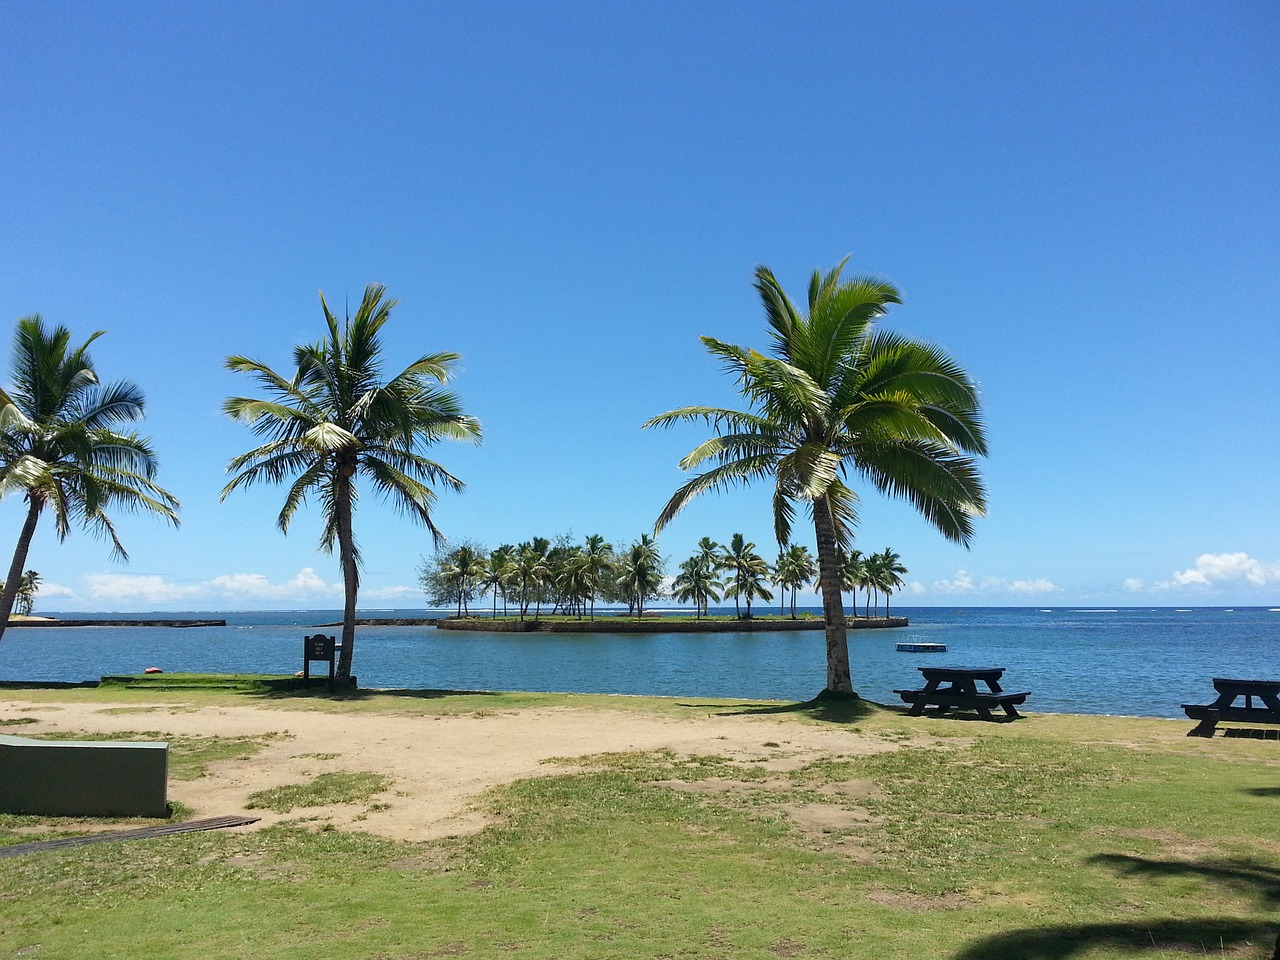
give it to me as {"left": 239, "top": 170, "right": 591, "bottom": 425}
{"left": 1, "top": 1, "right": 1277, "bottom": 611}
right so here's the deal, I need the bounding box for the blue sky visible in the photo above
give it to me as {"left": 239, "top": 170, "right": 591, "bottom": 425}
{"left": 1, "top": 1, "right": 1277, "bottom": 611}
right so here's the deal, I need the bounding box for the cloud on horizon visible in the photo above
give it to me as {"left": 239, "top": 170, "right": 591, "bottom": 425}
{"left": 1130, "top": 552, "right": 1280, "bottom": 593}
{"left": 62, "top": 568, "right": 416, "bottom": 607}
{"left": 906, "top": 570, "right": 1058, "bottom": 597}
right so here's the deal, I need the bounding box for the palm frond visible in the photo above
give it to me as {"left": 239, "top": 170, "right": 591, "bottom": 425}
{"left": 853, "top": 439, "right": 987, "bottom": 545}
{"left": 677, "top": 432, "right": 784, "bottom": 472}
{"left": 652, "top": 454, "right": 779, "bottom": 534}
{"left": 276, "top": 462, "right": 328, "bottom": 534}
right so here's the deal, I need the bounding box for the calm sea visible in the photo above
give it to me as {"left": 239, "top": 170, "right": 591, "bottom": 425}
{"left": 2, "top": 606, "right": 1277, "bottom": 719}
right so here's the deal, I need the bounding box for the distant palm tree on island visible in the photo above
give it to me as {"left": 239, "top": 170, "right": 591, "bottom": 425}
{"left": 774, "top": 543, "right": 816, "bottom": 618}
{"left": 222, "top": 284, "right": 481, "bottom": 685}
{"left": 722, "top": 532, "right": 773, "bottom": 619}
{"left": 0, "top": 317, "right": 180, "bottom": 642}
{"left": 645, "top": 260, "right": 987, "bottom": 694}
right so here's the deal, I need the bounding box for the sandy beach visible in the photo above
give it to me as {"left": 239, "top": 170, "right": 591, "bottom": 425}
{"left": 1, "top": 696, "right": 903, "bottom": 841}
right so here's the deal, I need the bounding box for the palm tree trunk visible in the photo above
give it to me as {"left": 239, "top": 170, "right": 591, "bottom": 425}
{"left": 812, "top": 494, "right": 853, "bottom": 694}
{"left": 0, "top": 497, "right": 43, "bottom": 644}
{"left": 334, "top": 474, "right": 359, "bottom": 686}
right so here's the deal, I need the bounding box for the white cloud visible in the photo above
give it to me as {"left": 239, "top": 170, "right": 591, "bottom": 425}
{"left": 37, "top": 582, "right": 78, "bottom": 599}
{"left": 1157, "top": 552, "right": 1280, "bottom": 591}
{"left": 1008, "top": 578, "right": 1057, "bottom": 595}
{"left": 1123, "top": 578, "right": 1145, "bottom": 592}
{"left": 74, "top": 567, "right": 347, "bottom": 607}
{"left": 916, "top": 570, "right": 1057, "bottom": 597}
{"left": 931, "top": 570, "right": 977, "bottom": 594}
{"left": 84, "top": 573, "right": 204, "bottom": 603}
{"left": 207, "top": 567, "right": 340, "bottom": 600}
{"left": 365, "top": 585, "right": 417, "bottom": 600}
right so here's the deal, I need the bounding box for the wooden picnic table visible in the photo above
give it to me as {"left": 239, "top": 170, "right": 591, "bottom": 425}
{"left": 1183, "top": 678, "right": 1280, "bottom": 737}
{"left": 894, "top": 665, "right": 1029, "bottom": 721}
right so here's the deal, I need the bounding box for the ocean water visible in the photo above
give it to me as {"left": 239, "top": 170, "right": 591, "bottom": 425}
{"left": 1, "top": 606, "right": 1277, "bottom": 719}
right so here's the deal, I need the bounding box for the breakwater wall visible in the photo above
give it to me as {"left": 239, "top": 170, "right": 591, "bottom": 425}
{"left": 314, "top": 618, "right": 440, "bottom": 627}
{"left": 6, "top": 619, "right": 227, "bottom": 628}
{"left": 438, "top": 616, "right": 907, "bottom": 634}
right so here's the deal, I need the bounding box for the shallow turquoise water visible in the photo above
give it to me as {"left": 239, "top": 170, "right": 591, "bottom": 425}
{"left": 2, "top": 606, "right": 1277, "bottom": 718}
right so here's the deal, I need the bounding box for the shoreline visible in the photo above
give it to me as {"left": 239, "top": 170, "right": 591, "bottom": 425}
{"left": 437, "top": 615, "right": 908, "bottom": 633}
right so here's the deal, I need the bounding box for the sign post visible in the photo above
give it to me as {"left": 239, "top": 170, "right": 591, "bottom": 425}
{"left": 302, "top": 634, "right": 337, "bottom": 690}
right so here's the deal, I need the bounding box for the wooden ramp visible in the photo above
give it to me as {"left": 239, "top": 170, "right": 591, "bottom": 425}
{"left": 0, "top": 815, "right": 260, "bottom": 859}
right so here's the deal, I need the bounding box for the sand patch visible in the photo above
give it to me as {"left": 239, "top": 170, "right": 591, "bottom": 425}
{"left": 2, "top": 696, "right": 905, "bottom": 842}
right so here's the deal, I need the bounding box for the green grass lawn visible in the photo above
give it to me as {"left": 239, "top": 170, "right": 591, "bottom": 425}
{"left": 0, "top": 686, "right": 1276, "bottom": 959}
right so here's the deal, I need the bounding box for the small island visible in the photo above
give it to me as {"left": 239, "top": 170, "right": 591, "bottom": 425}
{"left": 437, "top": 615, "right": 907, "bottom": 634}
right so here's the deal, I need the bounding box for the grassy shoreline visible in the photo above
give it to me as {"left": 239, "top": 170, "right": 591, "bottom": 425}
{"left": 2, "top": 685, "right": 1277, "bottom": 959}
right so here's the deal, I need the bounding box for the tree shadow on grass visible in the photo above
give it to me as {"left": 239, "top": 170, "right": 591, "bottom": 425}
{"left": 1089, "top": 853, "right": 1280, "bottom": 907}
{"left": 952, "top": 855, "right": 1280, "bottom": 958}
{"left": 1243, "top": 787, "right": 1280, "bottom": 798}
{"left": 951, "top": 919, "right": 1276, "bottom": 959}
{"left": 678, "top": 690, "right": 883, "bottom": 724}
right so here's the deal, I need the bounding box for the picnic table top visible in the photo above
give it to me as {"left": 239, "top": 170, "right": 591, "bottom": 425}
{"left": 1213, "top": 677, "right": 1280, "bottom": 690}
{"left": 918, "top": 665, "right": 1006, "bottom": 679}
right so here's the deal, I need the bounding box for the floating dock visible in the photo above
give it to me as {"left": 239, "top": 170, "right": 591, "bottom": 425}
{"left": 895, "top": 640, "right": 947, "bottom": 653}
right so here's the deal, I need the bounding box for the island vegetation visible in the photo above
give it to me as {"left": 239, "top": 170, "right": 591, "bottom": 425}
{"left": 420, "top": 532, "right": 911, "bottom": 624}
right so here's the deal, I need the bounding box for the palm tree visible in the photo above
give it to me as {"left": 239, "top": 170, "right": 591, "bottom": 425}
{"left": 870, "top": 548, "right": 907, "bottom": 617}
{"left": 0, "top": 317, "right": 180, "bottom": 641}
{"left": 672, "top": 550, "right": 723, "bottom": 619}
{"left": 722, "top": 533, "right": 773, "bottom": 619}
{"left": 839, "top": 548, "right": 866, "bottom": 619}
{"left": 775, "top": 544, "right": 816, "bottom": 618}
{"left": 222, "top": 284, "right": 481, "bottom": 684}
{"left": 617, "top": 534, "right": 664, "bottom": 619}
{"left": 557, "top": 549, "right": 591, "bottom": 619}
{"left": 510, "top": 541, "right": 550, "bottom": 620}
{"left": 482, "top": 545, "right": 515, "bottom": 618}
{"left": 439, "top": 544, "right": 487, "bottom": 617}
{"left": 646, "top": 260, "right": 987, "bottom": 693}
{"left": 577, "top": 535, "right": 615, "bottom": 620}
{"left": 14, "top": 570, "right": 40, "bottom": 616}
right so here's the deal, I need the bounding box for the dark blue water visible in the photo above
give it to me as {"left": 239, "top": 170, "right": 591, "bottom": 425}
{"left": 2, "top": 607, "right": 1277, "bottom": 718}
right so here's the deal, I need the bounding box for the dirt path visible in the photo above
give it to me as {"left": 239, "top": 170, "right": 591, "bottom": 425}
{"left": 2, "top": 698, "right": 899, "bottom": 841}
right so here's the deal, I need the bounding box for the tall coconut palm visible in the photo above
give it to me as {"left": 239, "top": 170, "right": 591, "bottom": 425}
{"left": 646, "top": 260, "right": 986, "bottom": 693}
{"left": 14, "top": 570, "right": 40, "bottom": 616}
{"left": 482, "top": 545, "right": 515, "bottom": 618}
{"left": 617, "top": 534, "right": 664, "bottom": 619}
{"left": 577, "top": 534, "right": 615, "bottom": 621}
{"left": 0, "top": 317, "right": 180, "bottom": 641}
{"left": 869, "top": 548, "right": 907, "bottom": 617}
{"left": 222, "top": 284, "right": 480, "bottom": 684}
{"left": 672, "top": 550, "right": 723, "bottom": 619}
{"left": 775, "top": 543, "right": 816, "bottom": 618}
{"left": 510, "top": 541, "right": 550, "bottom": 620}
{"left": 722, "top": 533, "right": 773, "bottom": 619}
{"left": 439, "top": 544, "right": 487, "bottom": 617}
{"left": 839, "top": 548, "right": 866, "bottom": 619}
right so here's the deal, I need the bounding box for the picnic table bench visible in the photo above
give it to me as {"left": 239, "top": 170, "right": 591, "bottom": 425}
{"left": 895, "top": 665, "right": 1028, "bottom": 722}
{"left": 1183, "top": 678, "right": 1280, "bottom": 737}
